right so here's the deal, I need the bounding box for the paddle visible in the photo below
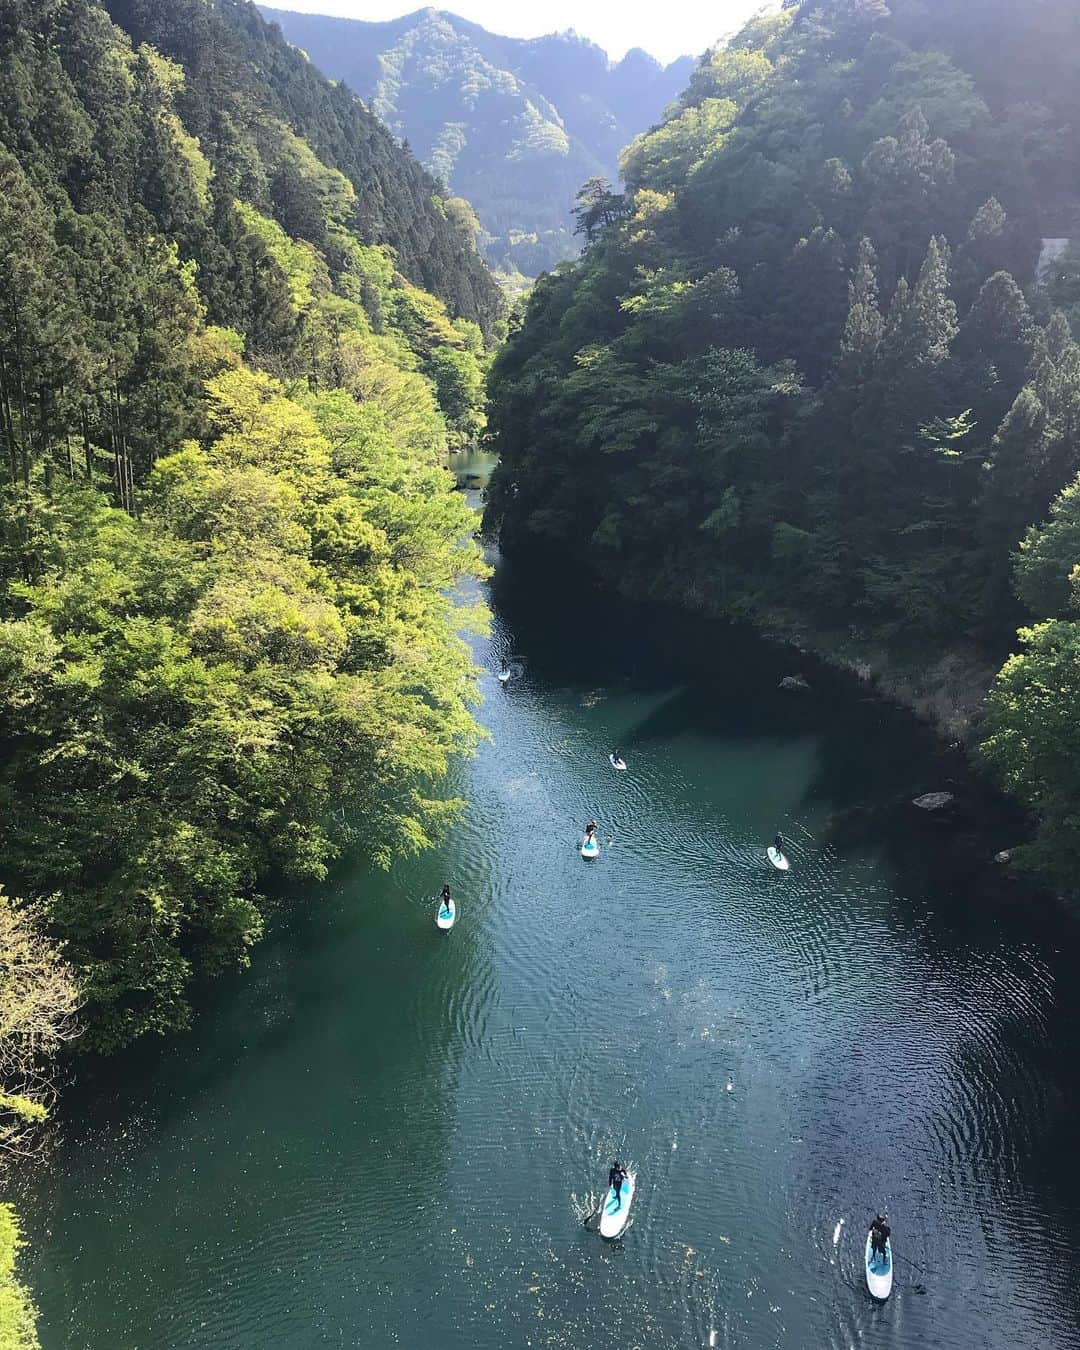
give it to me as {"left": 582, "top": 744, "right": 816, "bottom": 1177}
{"left": 891, "top": 1250, "right": 937, "bottom": 1277}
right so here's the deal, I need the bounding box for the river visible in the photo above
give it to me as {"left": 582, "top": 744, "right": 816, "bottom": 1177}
{"left": 19, "top": 460, "right": 1080, "bottom": 1349}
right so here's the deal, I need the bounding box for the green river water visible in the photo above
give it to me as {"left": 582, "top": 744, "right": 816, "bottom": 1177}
{"left": 19, "top": 459, "right": 1080, "bottom": 1349}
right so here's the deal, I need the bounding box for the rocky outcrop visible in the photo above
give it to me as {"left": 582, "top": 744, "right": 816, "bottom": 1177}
{"left": 913, "top": 791, "right": 956, "bottom": 811}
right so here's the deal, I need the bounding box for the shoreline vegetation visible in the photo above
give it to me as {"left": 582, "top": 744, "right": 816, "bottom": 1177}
{"left": 577, "top": 559, "right": 998, "bottom": 741}
{"left": 0, "top": 0, "right": 503, "bottom": 1331}
{"left": 3, "top": 0, "right": 1080, "bottom": 1341}
{"left": 487, "top": 0, "right": 1080, "bottom": 893}
{"left": 0, "top": 0, "right": 500, "bottom": 1054}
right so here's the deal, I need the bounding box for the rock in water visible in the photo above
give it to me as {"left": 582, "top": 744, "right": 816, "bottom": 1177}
{"left": 912, "top": 791, "right": 955, "bottom": 811}
{"left": 779, "top": 674, "right": 811, "bottom": 692}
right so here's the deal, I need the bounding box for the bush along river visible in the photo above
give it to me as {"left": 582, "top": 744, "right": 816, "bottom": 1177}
{"left": 18, "top": 459, "right": 1080, "bottom": 1349}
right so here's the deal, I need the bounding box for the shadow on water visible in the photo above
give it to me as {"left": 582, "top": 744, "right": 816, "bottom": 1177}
{"left": 489, "top": 542, "right": 1080, "bottom": 1276}
{"left": 19, "top": 467, "right": 1080, "bottom": 1350}
{"left": 21, "top": 849, "right": 497, "bottom": 1349}
{"left": 490, "top": 546, "right": 1031, "bottom": 870}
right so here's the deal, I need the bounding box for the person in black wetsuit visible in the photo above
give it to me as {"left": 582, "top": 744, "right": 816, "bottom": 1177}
{"left": 608, "top": 1160, "right": 628, "bottom": 1209}
{"left": 870, "top": 1214, "right": 890, "bottom": 1263}
{"left": 774, "top": 831, "right": 784, "bottom": 855}
{"left": 439, "top": 883, "right": 453, "bottom": 916}
{"left": 585, "top": 819, "right": 598, "bottom": 843}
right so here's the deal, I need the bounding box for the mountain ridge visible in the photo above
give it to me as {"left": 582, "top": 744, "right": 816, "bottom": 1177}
{"left": 260, "top": 4, "right": 694, "bottom": 276}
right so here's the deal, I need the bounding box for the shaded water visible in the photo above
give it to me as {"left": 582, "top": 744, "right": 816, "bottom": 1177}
{"left": 20, "top": 466, "right": 1080, "bottom": 1348}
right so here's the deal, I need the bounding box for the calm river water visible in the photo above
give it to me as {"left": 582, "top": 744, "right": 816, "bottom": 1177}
{"left": 20, "top": 465, "right": 1080, "bottom": 1349}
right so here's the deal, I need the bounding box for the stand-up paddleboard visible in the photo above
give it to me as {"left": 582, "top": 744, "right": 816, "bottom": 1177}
{"left": 436, "top": 897, "right": 456, "bottom": 930}
{"left": 498, "top": 669, "right": 511, "bottom": 683}
{"left": 609, "top": 754, "right": 627, "bottom": 771}
{"left": 581, "top": 836, "right": 600, "bottom": 859}
{"left": 599, "top": 1172, "right": 635, "bottom": 1238}
{"left": 767, "top": 846, "right": 789, "bottom": 871}
{"left": 865, "top": 1231, "right": 893, "bottom": 1300}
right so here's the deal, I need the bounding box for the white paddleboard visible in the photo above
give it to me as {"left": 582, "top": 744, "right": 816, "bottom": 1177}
{"left": 581, "top": 837, "right": 599, "bottom": 859}
{"left": 436, "top": 898, "right": 456, "bottom": 930}
{"left": 609, "top": 755, "right": 627, "bottom": 771}
{"left": 767, "top": 846, "right": 789, "bottom": 871}
{"left": 498, "top": 670, "right": 511, "bottom": 683}
{"left": 865, "top": 1231, "right": 893, "bottom": 1300}
{"left": 599, "top": 1172, "right": 635, "bottom": 1238}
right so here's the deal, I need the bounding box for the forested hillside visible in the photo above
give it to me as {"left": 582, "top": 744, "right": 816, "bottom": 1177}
{"left": 261, "top": 6, "right": 693, "bottom": 281}
{"left": 487, "top": 0, "right": 1080, "bottom": 886}
{"left": 0, "top": 0, "right": 503, "bottom": 1082}
{"left": 106, "top": 0, "right": 502, "bottom": 334}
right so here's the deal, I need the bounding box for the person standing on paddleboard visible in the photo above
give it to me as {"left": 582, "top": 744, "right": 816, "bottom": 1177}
{"left": 585, "top": 820, "right": 598, "bottom": 843}
{"left": 608, "top": 1160, "right": 628, "bottom": 1210}
{"left": 774, "top": 831, "right": 784, "bottom": 855}
{"left": 439, "top": 883, "right": 453, "bottom": 915}
{"left": 870, "top": 1214, "right": 890, "bottom": 1261}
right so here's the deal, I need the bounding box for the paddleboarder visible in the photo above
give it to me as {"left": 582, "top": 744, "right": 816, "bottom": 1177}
{"left": 608, "top": 1160, "right": 628, "bottom": 1210}
{"left": 870, "top": 1214, "right": 890, "bottom": 1262}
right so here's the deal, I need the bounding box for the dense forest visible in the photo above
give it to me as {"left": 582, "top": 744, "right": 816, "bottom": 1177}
{"left": 0, "top": 0, "right": 505, "bottom": 1328}
{"left": 261, "top": 5, "right": 694, "bottom": 283}
{"left": 487, "top": 0, "right": 1080, "bottom": 888}
{"left": 6, "top": 0, "right": 1080, "bottom": 1339}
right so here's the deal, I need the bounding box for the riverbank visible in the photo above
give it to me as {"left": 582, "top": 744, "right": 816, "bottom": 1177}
{"left": 491, "top": 530, "right": 1034, "bottom": 875}
{"left": 22, "top": 517, "right": 1080, "bottom": 1350}
{"left": 752, "top": 614, "right": 998, "bottom": 745}
{"left": 601, "top": 560, "right": 1000, "bottom": 742}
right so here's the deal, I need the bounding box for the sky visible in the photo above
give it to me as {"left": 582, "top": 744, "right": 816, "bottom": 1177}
{"left": 267, "top": 0, "right": 772, "bottom": 64}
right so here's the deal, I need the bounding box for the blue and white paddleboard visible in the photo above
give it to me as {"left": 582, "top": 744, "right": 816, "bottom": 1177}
{"left": 599, "top": 1173, "right": 635, "bottom": 1238}
{"left": 865, "top": 1231, "right": 893, "bottom": 1300}
{"left": 581, "top": 836, "right": 600, "bottom": 859}
{"left": 609, "top": 754, "right": 627, "bottom": 771}
{"left": 436, "top": 897, "right": 456, "bottom": 931}
{"left": 498, "top": 670, "right": 511, "bottom": 683}
{"left": 767, "top": 846, "right": 789, "bottom": 871}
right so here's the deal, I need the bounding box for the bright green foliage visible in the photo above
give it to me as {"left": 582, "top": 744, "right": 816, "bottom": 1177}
{"left": 981, "top": 622, "right": 1080, "bottom": 885}
{"left": 233, "top": 203, "right": 327, "bottom": 312}
{"left": 0, "top": 0, "right": 496, "bottom": 1050}
{"left": 0, "top": 1206, "right": 40, "bottom": 1350}
{"left": 680, "top": 46, "right": 773, "bottom": 107}
{"left": 621, "top": 100, "right": 738, "bottom": 193}
{"left": 1015, "top": 480, "right": 1080, "bottom": 618}
{"left": 983, "top": 474, "right": 1080, "bottom": 876}
{"left": 0, "top": 369, "right": 485, "bottom": 1048}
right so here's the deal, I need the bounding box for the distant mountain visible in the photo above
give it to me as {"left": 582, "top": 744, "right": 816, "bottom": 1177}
{"left": 260, "top": 6, "right": 695, "bottom": 277}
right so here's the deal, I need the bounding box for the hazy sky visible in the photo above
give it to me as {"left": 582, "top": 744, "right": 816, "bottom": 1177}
{"left": 268, "top": 0, "right": 771, "bottom": 64}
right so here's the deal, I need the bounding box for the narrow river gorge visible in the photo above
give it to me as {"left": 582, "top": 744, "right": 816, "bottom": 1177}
{"left": 20, "top": 465, "right": 1080, "bottom": 1350}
